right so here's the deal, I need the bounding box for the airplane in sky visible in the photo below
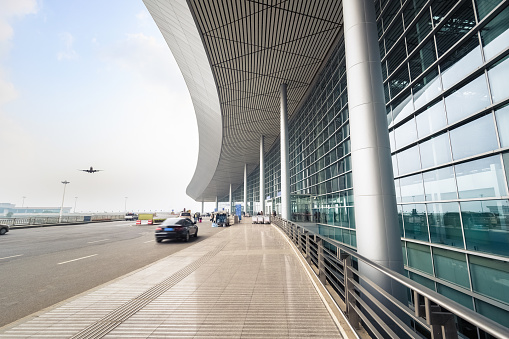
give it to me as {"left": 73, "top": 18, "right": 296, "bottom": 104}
{"left": 80, "top": 166, "right": 103, "bottom": 173}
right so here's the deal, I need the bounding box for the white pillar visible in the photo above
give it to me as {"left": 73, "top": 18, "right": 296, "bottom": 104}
{"left": 229, "top": 184, "right": 232, "bottom": 214}
{"left": 215, "top": 196, "right": 218, "bottom": 212}
{"left": 343, "top": 0, "right": 405, "bottom": 297}
{"left": 260, "top": 135, "right": 265, "bottom": 215}
{"left": 280, "top": 83, "right": 291, "bottom": 220}
{"left": 201, "top": 201, "right": 204, "bottom": 214}
{"left": 244, "top": 164, "right": 247, "bottom": 214}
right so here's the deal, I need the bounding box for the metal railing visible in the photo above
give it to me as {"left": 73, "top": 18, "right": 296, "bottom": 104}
{"left": 271, "top": 216, "right": 509, "bottom": 339}
{"left": 0, "top": 214, "right": 124, "bottom": 227}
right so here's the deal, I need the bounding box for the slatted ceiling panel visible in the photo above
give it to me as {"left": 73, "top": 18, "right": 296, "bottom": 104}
{"left": 184, "top": 0, "right": 342, "bottom": 201}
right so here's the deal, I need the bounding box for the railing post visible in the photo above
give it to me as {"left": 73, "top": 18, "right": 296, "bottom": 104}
{"left": 297, "top": 226, "right": 302, "bottom": 252}
{"left": 341, "top": 253, "right": 360, "bottom": 329}
{"left": 305, "top": 231, "right": 311, "bottom": 265}
{"left": 425, "top": 297, "right": 458, "bottom": 339}
{"left": 317, "top": 238, "right": 326, "bottom": 284}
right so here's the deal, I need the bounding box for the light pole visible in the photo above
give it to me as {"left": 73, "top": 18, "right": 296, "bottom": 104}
{"left": 74, "top": 197, "right": 78, "bottom": 213}
{"left": 124, "top": 197, "right": 128, "bottom": 213}
{"left": 22, "top": 196, "right": 26, "bottom": 209}
{"left": 59, "top": 181, "right": 70, "bottom": 223}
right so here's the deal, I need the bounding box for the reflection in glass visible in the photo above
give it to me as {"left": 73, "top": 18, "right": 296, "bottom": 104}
{"left": 436, "top": 284, "right": 473, "bottom": 309}
{"left": 488, "top": 55, "right": 509, "bottom": 103}
{"left": 475, "top": 299, "right": 509, "bottom": 328}
{"left": 407, "top": 242, "right": 433, "bottom": 274}
{"left": 433, "top": 248, "right": 469, "bottom": 287}
{"left": 428, "top": 203, "right": 463, "bottom": 248}
{"left": 440, "top": 38, "right": 482, "bottom": 90}
{"left": 392, "top": 94, "right": 414, "bottom": 125}
{"left": 413, "top": 68, "right": 442, "bottom": 110}
{"left": 470, "top": 254, "right": 509, "bottom": 305}
{"left": 403, "top": 203, "right": 428, "bottom": 241}
{"left": 423, "top": 166, "right": 457, "bottom": 201}
{"left": 444, "top": 74, "right": 490, "bottom": 125}
{"left": 416, "top": 100, "right": 447, "bottom": 138}
{"left": 396, "top": 145, "right": 421, "bottom": 175}
{"left": 455, "top": 155, "right": 507, "bottom": 199}
{"left": 450, "top": 114, "right": 498, "bottom": 160}
{"left": 400, "top": 173, "right": 425, "bottom": 203}
{"left": 481, "top": 5, "right": 509, "bottom": 60}
{"left": 420, "top": 133, "right": 452, "bottom": 169}
{"left": 462, "top": 199, "right": 509, "bottom": 256}
{"left": 395, "top": 118, "right": 417, "bottom": 149}
{"left": 495, "top": 105, "right": 509, "bottom": 147}
{"left": 475, "top": 0, "right": 506, "bottom": 20}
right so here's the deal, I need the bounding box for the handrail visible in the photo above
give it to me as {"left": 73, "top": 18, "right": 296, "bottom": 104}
{"left": 271, "top": 216, "right": 509, "bottom": 339}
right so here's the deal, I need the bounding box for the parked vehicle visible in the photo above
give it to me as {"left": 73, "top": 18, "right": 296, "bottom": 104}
{"left": 216, "top": 212, "right": 230, "bottom": 227}
{"left": 0, "top": 224, "right": 8, "bottom": 235}
{"left": 155, "top": 217, "right": 198, "bottom": 242}
{"left": 125, "top": 213, "right": 138, "bottom": 221}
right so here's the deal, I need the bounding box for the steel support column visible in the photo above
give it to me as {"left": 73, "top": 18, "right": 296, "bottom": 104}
{"left": 342, "top": 0, "right": 405, "bottom": 296}
{"left": 215, "top": 196, "right": 218, "bottom": 212}
{"left": 280, "top": 83, "right": 291, "bottom": 220}
{"left": 229, "top": 183, "right": 232, "bottom": 214}
{"left": 260, "top": 135, "right": 265, "bottom": 215}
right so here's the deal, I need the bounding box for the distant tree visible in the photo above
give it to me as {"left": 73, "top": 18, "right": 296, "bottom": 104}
{"left": 6, "top": 212, "right": 13, "bottom": 217}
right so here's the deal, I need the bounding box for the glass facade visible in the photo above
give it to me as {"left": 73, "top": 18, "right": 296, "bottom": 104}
{"left": 223, "top": 0, "right": 509, "bottom": 328}
{"left": 378, "top": 0, "right": 509, "bottom": 328}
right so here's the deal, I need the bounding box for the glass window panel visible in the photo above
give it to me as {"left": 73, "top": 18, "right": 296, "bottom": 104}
{"left": 470, "top": 255, "right": 509, "bottom": 304}
{"left": 475, "top": 299, "right": 509, "bottom": 327}
{"left": 420, "top": 132, "right": 452, "bottom": 169}
{"left": 444, "top": 74, "right": 490, "bottom": 125}
{"left": 387, "top": 42, "right": 408, "bottom": 75}
{"left": 488, "top": 55, "right": 509, "bottom": 103}
{"left": 475, "top": 0, "right": 505, "bottom": 20}
{"left": 431, "top": 0, "right": 453, "bottom": 26}
{"left": 392, "top": 94, "right": 414, "bottom": 125}
{"left": 433, "top": 248, "right": 470, "bottom": 288}
{"left": 403, "top": 203, "right": 428, "bottom": 241}
{"left": 409, "top": 40, "right": 437, "bottom": 81}
{"left": 406, "top": 12, "right": 433, "bottom": 54}
{"left": 401, "top": 173, "right": 425, "bottom": 203}
{"left": 495, "top": 104, "right": 509, "bottom": 147}
{"left": 392, "top": 154, "right": 399, "bottom": 177}
{"left": 416, "top": 100, "right": 447, "bottom": 138}
{"left": 413, "top": 68, "right": 442, "bottom": 110}
{"left": 395, "top": 178, "right": 402, "bottom": 203}
{"left": 455, "top": 155, "right": 507, "bottom": 199}
{"left": 398, "top": 205, "right": 404, "bottom": 236}
{"left": 389, "top": 130, "right": 396, "bottom": 152}
{"left": 409, "top": 271, "right": 436, "bottom": 289}
{"left": 436, "top": 284, "right": 474, "bottom": 309}
{"left": 397, "top": 145, "right": 421, "bottom": 174}
{"left": 395, "top": 118, "right": 418, "bottom": 149}
{"left": 450, "top": 114, "right": 498, "bottom": 160}
{"left": 435, "top": 2, "right": 476, "bottom": 57}
{"left": 407, "top": 242, "right": 433, "bottom": 274}
{"left": 428, "top": 202, "right": 463, "bottom": 248}
{"left": 423, "top": 166, "right": 457, "bottom": 201}
{"left": 481, "top": 5, "right": 509, "bottom": 60}
{"left": 462, "top": 199, "right": 509, "bottom": 256}
{"left": 384, "top": 14, "right": 404, "bottom": 51}
{"left": 390, "top": 67, "right": 411, "bottom": 98}
{"left": 440, "top": 37, "right": 483, "bottom": 90}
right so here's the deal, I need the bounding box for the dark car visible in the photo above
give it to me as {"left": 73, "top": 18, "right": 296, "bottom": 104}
{"left": 155, "top": 217, "right": 198, "bottom": 243}
{"left": 0, "top": 224, "right": 9, "bottom": 235}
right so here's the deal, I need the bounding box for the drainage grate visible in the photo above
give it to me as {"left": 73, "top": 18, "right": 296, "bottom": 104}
{"left": 70, "top": 242, "right": 227, "bottom": 339}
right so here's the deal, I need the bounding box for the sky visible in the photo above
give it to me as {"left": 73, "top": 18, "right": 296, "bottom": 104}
{"left": 0, "top": 0, "right": 212, "bottom": 213}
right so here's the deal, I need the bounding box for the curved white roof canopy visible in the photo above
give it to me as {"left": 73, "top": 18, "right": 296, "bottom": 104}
{"left": 144, "top": 0, "right": 343, "bottom": 201}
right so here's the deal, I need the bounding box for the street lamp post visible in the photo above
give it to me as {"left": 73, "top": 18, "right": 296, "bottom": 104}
{"left": 22, "top": 196, "right": 26, "bottom": 208}
{"left": 124, "top": 197, "right": 128, "bottom": 213}
{"left": 74, "top": 197, "right": 78, "bottom": 213}
{"left": 59, "top": 181, "right": 70, "bottom": 223}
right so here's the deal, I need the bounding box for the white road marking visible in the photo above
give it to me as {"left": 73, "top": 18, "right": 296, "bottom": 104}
{"left": 87, "top": 239, "right": 109, "bottom": 244}
{"left": 0, "top": 254, "right": 24, "bottom": 260}
{"left": 144, "top": 240, "right": 154, "bottom": 243}
{"left": 58, "top": 254, "right": 98, "bottom": 265}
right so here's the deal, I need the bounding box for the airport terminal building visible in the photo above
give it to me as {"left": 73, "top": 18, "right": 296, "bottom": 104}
{"left": 144, "top": 0, "right": 509, "bottom": 329}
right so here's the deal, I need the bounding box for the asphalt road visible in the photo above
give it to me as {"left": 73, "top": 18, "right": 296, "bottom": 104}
{"left": 0, "top": 220, "right": 225, "bottom": 327}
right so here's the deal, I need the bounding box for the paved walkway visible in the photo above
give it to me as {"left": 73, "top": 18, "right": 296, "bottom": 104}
{"left": 0, "top": 222, "right": 347, "bottom": 338}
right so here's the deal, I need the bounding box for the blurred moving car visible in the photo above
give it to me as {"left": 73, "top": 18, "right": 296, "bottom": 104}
{"left": 0, "top": 224, "right": 9, "bottom": 235}
{"left": 125, "top": 213, "right": 138, "bottom": 221}
{"left": 155, "top": 217, "right": 198, "bottom": 242}
{"left": 179, "top": 212, "right": 192, "bottom": 220}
